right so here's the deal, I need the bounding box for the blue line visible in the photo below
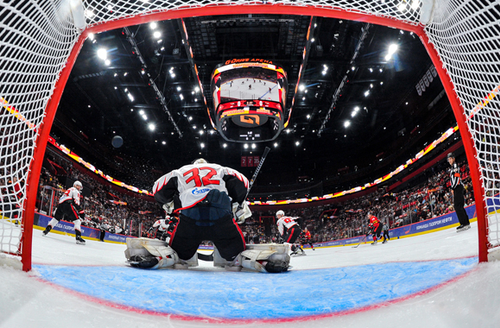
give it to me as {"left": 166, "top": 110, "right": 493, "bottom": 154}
{"left": 34, "top": 258, "right": 476, "bottom": 320}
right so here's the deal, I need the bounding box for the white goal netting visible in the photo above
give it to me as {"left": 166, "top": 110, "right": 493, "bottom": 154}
{"left": 1, "top": 0, "right": 499, "bottom": 269}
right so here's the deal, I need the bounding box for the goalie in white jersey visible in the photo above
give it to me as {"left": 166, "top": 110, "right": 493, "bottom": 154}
{"left": 125, "top": 159, "right": 291, "bottom": 273}
{"left": 152, "top": 158, "right": 252, "bottom": 265}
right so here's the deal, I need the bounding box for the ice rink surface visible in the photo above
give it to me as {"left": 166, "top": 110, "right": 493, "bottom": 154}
{"left": 1, "top": 222, "right": 500, "bottom": 328}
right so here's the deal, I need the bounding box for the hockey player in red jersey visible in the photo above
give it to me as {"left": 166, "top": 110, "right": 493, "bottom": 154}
{"left": 300, "top": 227, "right": 315, "bottom": 251}
{"left": 367, "top": 212, "right": 383, "bottom": 245}
{"left": 125, "top": 159, "right": 290, "bottom": 273}
{"left": 42, "top": 181, "right": 86, "bottom": 245}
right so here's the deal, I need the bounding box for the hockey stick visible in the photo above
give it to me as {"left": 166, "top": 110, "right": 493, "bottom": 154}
{"left": 352, "top": 235, "right": 367, "bottom": 248}
{"left": 246, "top": 146, "right": 271, "bottom": 197}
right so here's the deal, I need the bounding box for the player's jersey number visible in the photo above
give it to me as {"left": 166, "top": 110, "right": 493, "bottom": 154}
{"left": 183, "top": 167, "right": 221, "bottom": 187}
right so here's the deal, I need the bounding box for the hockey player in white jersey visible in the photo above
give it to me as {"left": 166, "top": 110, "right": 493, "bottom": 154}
{"left": 151, "top": 216, "right": 175, "bottom": 242}
{"left": 276, "top": 210, "right": 304, "bottom": 255}
{"left": 42, "top": 181, "right": 86, "bottom": 244}
{"left": 125, "top": 159, "right": 290, "bottom": 273}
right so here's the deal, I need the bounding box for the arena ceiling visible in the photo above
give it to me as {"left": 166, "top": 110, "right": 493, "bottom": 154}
{"left": 51, "top": 14, "right": 456, "bottom": 195}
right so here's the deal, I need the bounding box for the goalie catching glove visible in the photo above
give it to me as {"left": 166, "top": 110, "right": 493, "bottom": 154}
{"left": 232, "top": 201, "right": 252, "bottom": 224}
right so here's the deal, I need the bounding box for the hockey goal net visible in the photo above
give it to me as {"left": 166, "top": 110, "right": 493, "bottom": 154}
{"left": 1, "top": 0, "right": 499, "bottom": 271}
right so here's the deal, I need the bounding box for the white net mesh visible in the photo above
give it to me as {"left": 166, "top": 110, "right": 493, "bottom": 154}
{"left": 0, "top": 0, "right": 499, "bottom": 265}
{"left": 1, "top": 0, "right": 80, "bottom": 257}
{"left": 424, "top": 1, "right": 500, "bottom": 248}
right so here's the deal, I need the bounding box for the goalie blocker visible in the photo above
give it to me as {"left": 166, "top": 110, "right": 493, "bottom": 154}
{"left": 124, "top": 238, "right": 290, "bottom": 273}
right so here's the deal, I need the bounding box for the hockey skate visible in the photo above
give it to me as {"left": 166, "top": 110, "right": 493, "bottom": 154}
{"left": 371, "top": 240, "right": 377, "bottom": 245}
{"left": 76, "top": 236, "right": 86, "bottom": 245}
{"left": 42, "top": 226, "right": 51, "bottom": 236}
{"left": 382, "top": 239, "right": 388, "bottom": 244}
{"left": 457, "top": 224, "right": 471, "bottom": 233}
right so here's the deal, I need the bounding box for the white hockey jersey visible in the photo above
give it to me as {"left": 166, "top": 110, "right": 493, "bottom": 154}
{"left": 153, "top": 218, "right": 170, "bottom": 232}
{"left": 58, "top": 186, "right": 81, "bottom": 206}
{"left": 153, "top": 162, "right": 249, "bottom": 211}
{"left": 277, "top": 216, "right": 298, "bottom": 236}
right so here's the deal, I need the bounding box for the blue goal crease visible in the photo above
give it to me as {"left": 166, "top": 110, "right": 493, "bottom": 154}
{"left": 34, "top": 257, "right": 477, "bottom": 320}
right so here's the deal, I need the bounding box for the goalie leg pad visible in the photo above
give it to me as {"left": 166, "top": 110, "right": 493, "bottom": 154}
{"left": 240, "top": 244, "right": 290, "bottom": 273}
{"left": 125, "top": 237, "right": 180, "bottom": 269}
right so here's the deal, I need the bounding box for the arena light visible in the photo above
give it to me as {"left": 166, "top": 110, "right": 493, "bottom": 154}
{"left": 162, "top": 141, "right": 166, "bottom": 145}
{"left": 148, "top": 123, "right": 155, "bottom": 131}
{"left": 200, "top": 143, "right": 205, "bottom": 149}
{"left": 398, "top": 1, "right": 407, "bottom": 12}
{"left": 385, "top": 43, "right": 399, "bottom": 61}
{"left": 364, "top": 90, "right": 370, "bottom": 97}
{"left": 244, "top": 144, "right": 249, "bottom": 149}
{"left": 150, "top": 22, "right": 157, "bottom": 29}
{"left": 274, "top": 142, "right": 278, "bottom": 148}
{"left": 411, "top": 0, "right": 420, "bottom": 10}
{"left": 127, "top": 93, "right": 134, "bottom": 102}
{"left": 194, "top": 86, "right": 200, "bottom": 93}
{"left": 104, "top": 59, "right": 110, "bottom": 66}
{"left": 251, "top": 143, "right": 256, "bottom": 149}
{"left": 153, "top": 31, "right": 161, "bottom": 39}
{"left": 97, "top": 48, "right": 107, "bottom": 60}
{"left": 177, "top": 86, "right": 182, "bottom": 91}
{"left": 223, "top": 143, "right": 227, "bottom": 148}
{"left": 344, "top": 120, "right": 351, "bottom": 128}
{"left": 299, "top": 84, "right": 305, "bottom": 91}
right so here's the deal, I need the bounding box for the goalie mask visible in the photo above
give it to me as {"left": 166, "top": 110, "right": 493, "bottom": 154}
{"left": 192, "top": 158, "right": 208, "bottom": 165}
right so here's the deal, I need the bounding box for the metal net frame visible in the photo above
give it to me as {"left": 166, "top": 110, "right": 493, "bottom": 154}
{"left": 0, "top": 0, "right": 498, "bottom": 271}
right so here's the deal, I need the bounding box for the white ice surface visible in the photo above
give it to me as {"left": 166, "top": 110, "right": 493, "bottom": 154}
{"left": 1, "top": 222, "right": 500, "bottom": 328}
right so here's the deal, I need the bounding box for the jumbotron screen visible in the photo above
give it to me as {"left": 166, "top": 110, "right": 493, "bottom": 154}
{"left": 210, "top": 60, "right": 288, "bottom": 143}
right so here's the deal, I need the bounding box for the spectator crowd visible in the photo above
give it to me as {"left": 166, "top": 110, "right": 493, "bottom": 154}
{"left": 36, "top": 145, "right": 475, "bottom": 244}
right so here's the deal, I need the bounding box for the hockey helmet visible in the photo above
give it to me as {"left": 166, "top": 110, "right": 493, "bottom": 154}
{"left": 276, "top": 210, "right": 285, "bottom": 217}
{"left": 73, "top": 181, "right": 83, "bottom": 190}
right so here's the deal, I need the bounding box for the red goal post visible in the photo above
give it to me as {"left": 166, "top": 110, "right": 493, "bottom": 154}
{"left": 1, "top": 1, "right": 498, "bottom": 271}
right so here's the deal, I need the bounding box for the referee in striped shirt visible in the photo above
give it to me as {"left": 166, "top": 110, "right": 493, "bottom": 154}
{"left": 447, "top": 152, "right": 471, "bottom": 232}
